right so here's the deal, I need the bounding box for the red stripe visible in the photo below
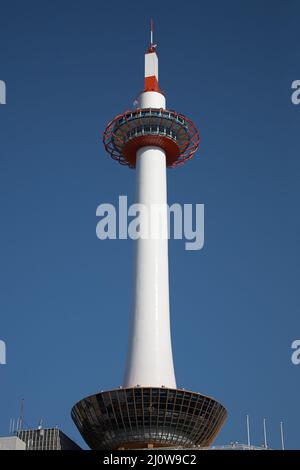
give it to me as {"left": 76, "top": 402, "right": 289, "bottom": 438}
{"left": 144, "top": 75, "right": 159, "bottom": 92}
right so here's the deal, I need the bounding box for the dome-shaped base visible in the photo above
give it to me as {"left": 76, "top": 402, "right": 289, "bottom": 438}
{"left": 71, "top": 387, "right": 227, "bottom": 450}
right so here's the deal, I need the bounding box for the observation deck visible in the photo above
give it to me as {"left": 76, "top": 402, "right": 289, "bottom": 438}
{"left": 103, "top": 108, "right": 200, "bottom": 168}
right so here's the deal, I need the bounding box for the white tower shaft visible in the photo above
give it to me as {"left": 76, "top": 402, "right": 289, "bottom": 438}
{"left": 123, "top": 38, "right": 176, "bottom": 388}
{"left": 123, "top": 145, "right": 176, "bottom": 388}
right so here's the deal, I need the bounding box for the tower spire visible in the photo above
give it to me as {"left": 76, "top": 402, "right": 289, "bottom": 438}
{"left": 147, "top": 17, "right": 157, "bottom": 53}
{"left": 150, "top": 17, "right": 154, "bottom": 46}
{"left": 144, "top": 18, "right": 159, "bottom": 92}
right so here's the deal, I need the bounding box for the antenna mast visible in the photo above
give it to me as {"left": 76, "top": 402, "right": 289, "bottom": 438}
{"left": 280, "top": 421, "right": 285, "bottom": 450}
{"left": 19, "top": 398, "right": 24, "bottom": 431}
{"left": 263, "top": 417, "right": 268, "bottom": 448}
{"left": 246, "top": 415, "right": 251, "bottom": 447}
{"left": 150, "top": 17, "right": 154, "bottom": 46}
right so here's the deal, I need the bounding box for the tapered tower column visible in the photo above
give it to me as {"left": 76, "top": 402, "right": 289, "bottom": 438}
{"left": 123, "top": 145, "right": 176, "bottom": 388}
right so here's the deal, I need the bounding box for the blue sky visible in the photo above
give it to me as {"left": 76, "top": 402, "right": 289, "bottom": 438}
{"left": 0, "top": 0, "right": 299, "bottom": 449}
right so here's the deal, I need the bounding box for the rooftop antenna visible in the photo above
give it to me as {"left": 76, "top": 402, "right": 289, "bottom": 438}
{"left": 263, "top": 417, "right": 268, "bottom": 448}
{"left": 280, "top": 421, "right": 285, "bottom": 450}
{"left": 246, "top": 415, "right": 251, "bottom": 447}
{"left": 19, "top": 398, "right": 24, "bottom": 431}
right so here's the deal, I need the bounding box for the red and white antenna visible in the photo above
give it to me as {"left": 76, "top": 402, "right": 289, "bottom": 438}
{"left": 144, "top": 18, "right": 159, "bottom": 93}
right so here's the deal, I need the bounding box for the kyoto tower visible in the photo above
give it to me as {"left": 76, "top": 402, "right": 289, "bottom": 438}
{"left": 71, "top": 20, "right": 227, "bottom": 450}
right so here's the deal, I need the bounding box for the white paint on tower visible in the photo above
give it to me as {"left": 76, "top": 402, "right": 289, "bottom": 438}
{"left": 124, "top": 28, "right": 176, "bottom": 388}
{"left": 123, "top": 145, "right": 176, "bottom": 388}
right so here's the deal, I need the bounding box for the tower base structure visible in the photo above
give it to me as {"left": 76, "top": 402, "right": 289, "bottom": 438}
{"left": 71, "top": 387, "right": 227, "bottom": 450}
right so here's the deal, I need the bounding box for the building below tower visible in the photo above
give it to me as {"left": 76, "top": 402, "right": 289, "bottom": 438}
{"left": 15, "top": 427, "right": 81, "bottom": 450}
{"left": 0, "top": 436, "right": 26, "bottom": 450}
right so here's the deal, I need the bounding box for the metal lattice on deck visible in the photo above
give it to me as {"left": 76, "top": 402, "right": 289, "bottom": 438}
{"left": 103, "top": 109, "right": 200, "bottom": 168}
